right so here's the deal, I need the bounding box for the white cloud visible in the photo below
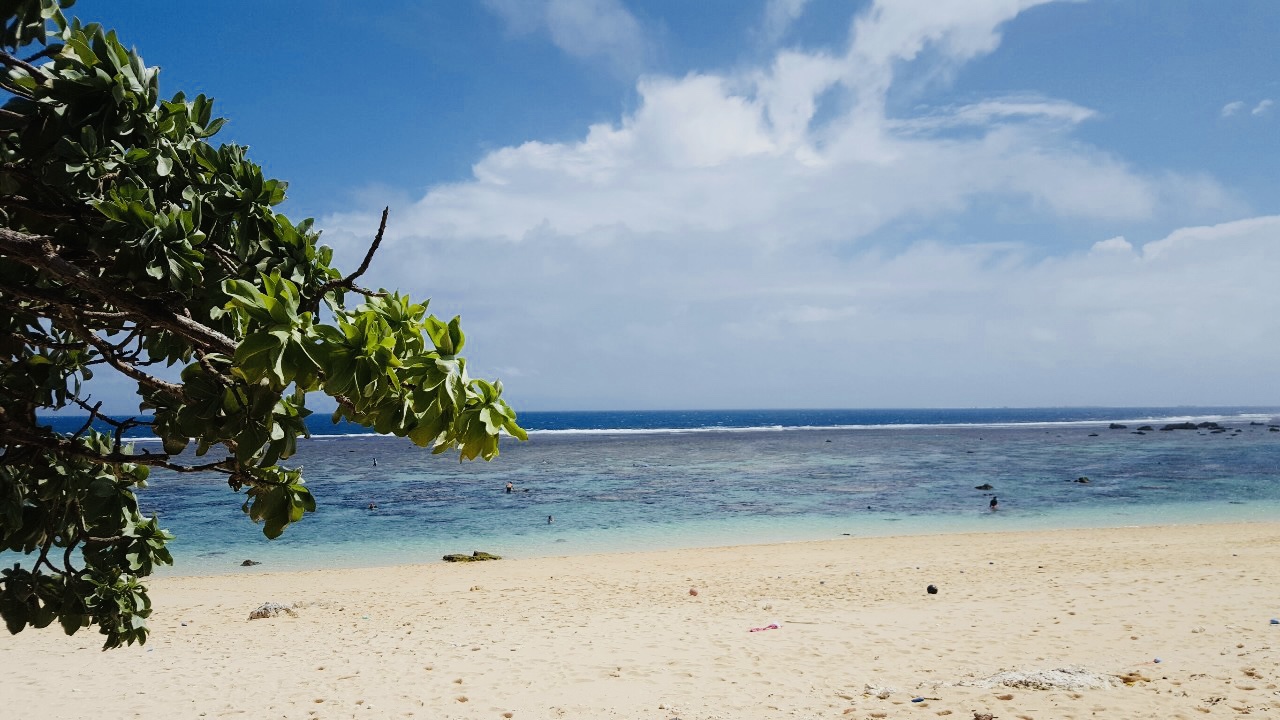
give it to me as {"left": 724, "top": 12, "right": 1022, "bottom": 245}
{"left": 1089, "top": 236, "right": 1132, "bottom": 255}
{"left": 841, "top": 0, "right": 1058, "bottom": 113}
{"left": 1222, "top": 99, "right": 1273, "bottom": 118}
{"left": 482, "top": 0, "right": 648, "bottom": 74}
{"left": 760, "top": 0, "right": 811, "bottom": 45}
{"left": 325, "top": 62, "right": 1193, "bottom": 248}
{"left": 321, "top": 210, "right": 1280, "bottom": 409}
{"left": 896, "top": 95, "right": 1096, "bottom": 131}
{"left": 318, "top": 0, "right": 1269, "bottom": 409}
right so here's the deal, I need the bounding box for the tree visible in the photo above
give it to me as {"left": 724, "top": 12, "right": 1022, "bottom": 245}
{"left": 0, "top": 0, "right": 526, "bottom": 648}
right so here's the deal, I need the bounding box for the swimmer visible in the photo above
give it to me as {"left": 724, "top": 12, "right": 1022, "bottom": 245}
{"left": 547, "top": 515, "right": 553, "bottom": 524}
{"left": 989, "top": 496, "right": 998, "bottom": 511}
{"left": 505, "top": 482, "right": 513, "bottom": 494}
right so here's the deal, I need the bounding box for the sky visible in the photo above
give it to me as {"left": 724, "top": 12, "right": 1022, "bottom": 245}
{"left": 78, "top": 1, "right": 1280, "bottom": 411}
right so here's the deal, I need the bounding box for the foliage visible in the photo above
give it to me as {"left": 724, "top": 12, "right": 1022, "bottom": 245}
{"left": 0, "top": 0, "right": 525, "bottom": 648}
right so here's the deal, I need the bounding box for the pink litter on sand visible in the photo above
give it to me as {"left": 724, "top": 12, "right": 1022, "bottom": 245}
{"left": 749, "top": 623, "right": 780, "bottom": 632}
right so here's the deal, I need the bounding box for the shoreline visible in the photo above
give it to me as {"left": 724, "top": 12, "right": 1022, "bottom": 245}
{"left": 6, "top": 521, "right": 1280, "bottom": 718}
{"left": 161, "top": 501, "right": 1280, "bottom": 577}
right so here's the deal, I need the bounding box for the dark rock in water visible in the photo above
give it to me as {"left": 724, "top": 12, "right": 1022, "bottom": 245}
{"left": 1109, "top": 423, "right": 1127, "bottom": 430}
{"left": 1160, "top": 422, "right": 1198, "bottom": 431}
{"left": 1198, "top": 421, "right": 1223, "bottom": 429}
{"left": 1271, "top": 427, "right": 1279, "bottom": 432}
{"left": 241, "top": 559, "right": 261, "bottom": 566}
{"left": 1132, "top": 431, "right": 1146, "bottom": 435}
{"left": 1211, "top": 429, "right": 1226, "bottom": 434}
{"left": 443, "top": 551, "right": 502, "bottom": 562}
{"left": 1087, "top": 433, "right": 1099, "bottom": 437}
{"left": 1075, "top": 477, "right": 1090, "bottom": 484}
{"left": 1137, "top": 425, "right": 1154, "bottom": 431}
{"left": 974, "top": 483, "right": 994, "bottom": 490}
{"left": 926, "top": 584, "right": 938, "bottom": 595}
{"left": 1249, "top": 421, "right": 1263, "bottom": 426}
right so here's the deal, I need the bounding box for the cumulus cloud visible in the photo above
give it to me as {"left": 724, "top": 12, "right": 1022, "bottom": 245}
{"left": 319, "top": 0, "right": 1268, "bottom": 409}
{"left": 324, "top": 210, "right": 1280, "bottom": 408}
{"left": 482, "top": 0, "right": 648, "bottom": 74}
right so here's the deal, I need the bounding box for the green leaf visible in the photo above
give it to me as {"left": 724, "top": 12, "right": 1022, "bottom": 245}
{"left": 233, "top": 332, "right": 283, "bottom": 383}
{"left": 0, "top": 1, "right": 525, "bottom": 650}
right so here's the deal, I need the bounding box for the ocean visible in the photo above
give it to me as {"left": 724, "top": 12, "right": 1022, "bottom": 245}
{"left": 24, "top": 407, "right": 1280, "bottom": 575}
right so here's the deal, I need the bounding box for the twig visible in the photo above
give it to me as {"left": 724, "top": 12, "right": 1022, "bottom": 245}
{"left": 62, "top": 310, "right": 185, "bottom": 401}
{"left": 71, "top": 401, "right": 102, "bottom": 438}
{"left": 0, "top": 49, "right": 42, "bottom": 77}
{"left": 305, "top": 207, "right": 389, "bottom": 312}
{"left": 341, "top": 206, "right": 389, "bottom": 288}
{"left": 0, "top": 415, "right": 235, "bottom": 474}
{"left": 35, "top": 536, "right": 58, "bottom": 574}
{"left": 22, "top": 45, "right": 60, "bottom": 64}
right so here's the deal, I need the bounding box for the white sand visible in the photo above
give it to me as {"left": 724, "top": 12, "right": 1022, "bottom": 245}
{"left": 4, "top": 522, "right": 1279, "bottom": 719}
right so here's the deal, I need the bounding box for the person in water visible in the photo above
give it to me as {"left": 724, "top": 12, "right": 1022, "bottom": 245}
{"left": 505, "top": 482, "right": 513, "bottom": 494}
{"left": 989, "top": 496, "right": 999, "bottom": 511}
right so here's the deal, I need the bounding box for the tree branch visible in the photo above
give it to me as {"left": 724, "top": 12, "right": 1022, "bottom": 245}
{"left": 3, "top": 329, "right": 81, "bottom": 352}
{"left": 340, "top": 206, "right": 388, "bottom": 288}
{"left": 0, "top": 49, "right": 42, "bottom": 77}
{"left": 342, "top": 285, "right": 388, "bottom": 301}
{"left": 79, "top": 309, "right": 133, "bottom": 322}
{"left": 112, "top": 417, "right": 150, "bottom": 455}
{"left": 305, "top": 207, "right": 389, "bottom": 312}
{"left": 34, "top": 538, "right": 59, "bottom": 574}
{"left": 71, "top": 401, "right": 102, "bottom": 438}
{"left": 61, "top": 311, "right": 185, "bottom": 401}
{"left": 0, "top": 416, "right": 235, "bottom": 474}
{"left": 0, "top": 227, "right": 237, "bottom": 354}
{"left": 22, "top": 45, "right": 60, "bottom": 65}
{"left": 194, "top": 348, "right": 235, "bottom": 389}
{"left": 0, "top": 194, "right": 89, "bottom": 220}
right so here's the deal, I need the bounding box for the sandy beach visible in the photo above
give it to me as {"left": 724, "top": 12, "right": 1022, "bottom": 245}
{"left": 4, "top": 521, "right": 1279, "bottom": 719}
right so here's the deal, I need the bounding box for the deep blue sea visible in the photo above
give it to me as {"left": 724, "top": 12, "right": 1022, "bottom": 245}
{"left": 24, "top": 407, "right": 1280, "bottom": 575}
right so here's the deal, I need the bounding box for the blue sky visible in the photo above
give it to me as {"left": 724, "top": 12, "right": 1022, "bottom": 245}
{"left": 83, "top": 1, "right": 1280, "bottom": 411}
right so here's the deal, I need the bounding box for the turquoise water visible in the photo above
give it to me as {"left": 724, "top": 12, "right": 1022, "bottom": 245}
{"left": 102, "top": 407, "right": 1280, "bottom": 576}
